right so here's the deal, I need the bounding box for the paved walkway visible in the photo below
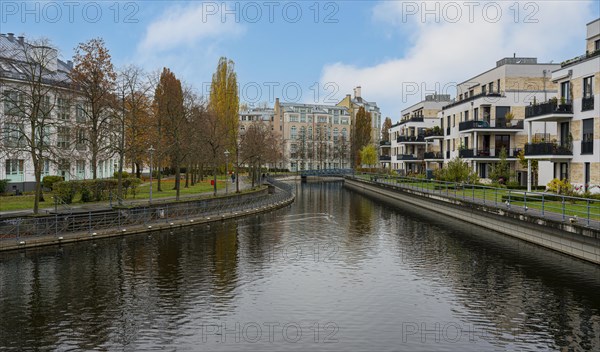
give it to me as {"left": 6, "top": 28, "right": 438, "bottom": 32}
{"left": 0, "top": 177, "right": 253, "bottom": 218}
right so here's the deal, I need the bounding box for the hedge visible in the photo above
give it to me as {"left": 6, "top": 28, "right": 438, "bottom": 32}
{"left": 54, "top": 178, "right": 143, "bottom": 204}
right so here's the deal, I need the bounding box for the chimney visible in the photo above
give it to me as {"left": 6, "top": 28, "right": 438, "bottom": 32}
{"left": 354, "top": 86, "right": 362, "bottom": 99}
{"left": 17, "top": 36, "right": 24, "bottom": 45}
{"left": 7, "top": 33, "right": 15, "bottom": 42}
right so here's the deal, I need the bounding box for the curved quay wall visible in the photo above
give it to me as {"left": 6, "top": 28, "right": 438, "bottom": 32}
{"left": 0, "top": 184, "right": 295, "bottom": 252}
{"left": 344, "top": 177, "right": 600, "bottom": 265}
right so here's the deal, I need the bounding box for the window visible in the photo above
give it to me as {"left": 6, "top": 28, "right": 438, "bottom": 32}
{"left": 333, "top": 128, "right": 339, "bottom": 141}
{"left": 289, "top": 114, "right": 299, "bottom": 122}
{"left": 583, "top": 76, "right": 593, "bottom": 98}
{"left": 595, "top": 39, "right": 600, "bottom": 51}
{"left": 474, "top": 108, "right": 479, "bottom": 120}
{"left": 35, "top": 126, "right": 51, "bottom": 147}
{"left": 308, "top": 127, "right": 313, "bottom": 139}
{"left": 41, "top": 159, "right": 50, "bottom": 175}
{"left": 453, "top": 114, "right": 456, "bottom": 127}
{"left": 341, "top": 128, "right": 347, "bottom": 140}
{"left": 495, "top": 106, "right": 511, "bottom": 122}
{"left": 497, "top": 79, "right": 501, "bottom": 93}
{"left": 3, "top": 91, "right": 22, "bottom": 116}
{"left": 560, "top": 81, "right": 571, "bottom": 101}
{"left": 464, "top": 110, "right": 469, "bottom": 121}
{"left": 5, "top": 159, "right": 24, "bottom": 175}
{"left": 582, "top": 118, "right": 594, "bottom": 154}
{"left": 76, "top": 160, "right": 85, "bottom": 177}
{"left": 76, "top": 104, "right": 86, "bottom": 122}
{"left": 76, "top": 129, "right": 86, "bottom": 150}
{"left": 290, "top": 126, "right": 297, "bottom": 139}
{"left": 57, "top": 127, "right": 70, "bottom": 148}
{"left": 3, "top": 123, "right": 24, "bottom": 147}
{"left": 489, "top": 82, "right": 494, "bottom": 94}
{"left": 482, "top": 85, "right": 486, "bottom": 94}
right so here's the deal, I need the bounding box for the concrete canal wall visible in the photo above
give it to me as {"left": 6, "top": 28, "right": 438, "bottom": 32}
{"left": 344, "top": 178, "right": 600, "bottom": 265}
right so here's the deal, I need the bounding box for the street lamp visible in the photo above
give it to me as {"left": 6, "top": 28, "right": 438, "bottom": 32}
{"left": 148, "top": 145, "right": 155, "bottom": 203}
{"left": 224, "top": 149, "right": 230, "bottom": 194}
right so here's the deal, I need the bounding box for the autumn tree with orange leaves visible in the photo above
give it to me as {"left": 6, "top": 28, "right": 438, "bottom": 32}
{"left": 70, "top": 38, "right": 117, "bottom": 179}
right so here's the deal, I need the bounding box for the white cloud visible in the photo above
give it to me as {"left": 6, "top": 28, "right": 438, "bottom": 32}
{"left": 138, "top": 3, "right": 245, "bottom": 54}
{"left": 322, "top": 1, "right": 597, "bottom": 120}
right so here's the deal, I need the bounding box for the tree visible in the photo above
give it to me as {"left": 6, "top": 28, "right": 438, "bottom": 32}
{"left": 518, "top": 149, "right": 538, "bottom": 187}
{"left": 435, "top": 157, "right": 478, "bottom": 183}
{"left": 352, "top": 106, "right": 372, "bottom": 167}
{"left": 489, "top": 147, "right": 511, "bottom": 184}
{"left": 239, "top": 121, "right": 281, "bottom": 187}
{"left": 70, "top": 38, "right": 117, "bottom": 179}
{"left": 359, "top": 144, "right": 377, "bottom": 170}
{"left": 209, "top": 57, "right": 239, "bottom": 191}
{"left": 0, "top": 37, "right": 69, "bottom": 214}
{"left": 154, "top": 68, "right": 185, "bottom": 200}
{"left": 381, "top": 117, "right": 392, "bottom": 142}
{"left": 114, "top": 65, "right": 152, "bottom": 201}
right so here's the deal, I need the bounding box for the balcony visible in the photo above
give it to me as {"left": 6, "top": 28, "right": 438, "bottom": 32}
{"left": 525, "top": 100, "right": 573, "bottom": 121}
{"left": 582, "top": 96, "right": 595, "bottom": 112}
{"left": 459, "top": 148, "right": 520, "bottom": 158}
{"left": 581, "top": 140, "right": 594, "bottom": 155}
{"left": 379, "top": 155, "right": 391, "bottom": 161}
{"left": 380, "top": 140, "right": 391, "bottom": 147}
{"left": 424, "top": 152, "right": 444, "bottom": 159}
{"left": 398, "top": 116, "right": 424, "bottom": 125}
{"left": 524, "top": 142, "right": 573, "bottom": 159}
{"left": 442, "top": 91, "right": 503, "bottom": 110}
{"left": 397, "top": 135, "right": 425, "bottom": 143}
{"left": 396, "top": 154, "right": 421, "bottom": 161}
{"left": 424, "top": 128, "right": 444, "bottom": 139}
{"left": 458, "top": 119, "right": 524, "bottom": 132}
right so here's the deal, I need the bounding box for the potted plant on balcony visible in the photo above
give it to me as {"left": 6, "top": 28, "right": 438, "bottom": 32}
{"left": 504, "top": 112, "right": 514, "bottom": 127}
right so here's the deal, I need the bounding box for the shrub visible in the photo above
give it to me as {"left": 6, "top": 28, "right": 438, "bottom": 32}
{"left": 435, "top": 157, "right": 478, "bottom": 184}
{"left": 0, "top": 179, "right": 9, "bottom": 194}
{"left": 54, "top": 181, "right": 78, "bottom": 204}
{"left": 113, "top": 171, "right": 130, "bottom": 179}
{"left": 42, "top": 175, "right": 64, "bottom": 191}
{"left": 547, "top": 178, "right": 573, "bottom": 195}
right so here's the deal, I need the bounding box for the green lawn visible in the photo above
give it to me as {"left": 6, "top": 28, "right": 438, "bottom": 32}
{"left": 358, "top": 174, "right": 600, "bottom": 221}
{"left": 0, "top": 176, "right": 233, "bottom": 212}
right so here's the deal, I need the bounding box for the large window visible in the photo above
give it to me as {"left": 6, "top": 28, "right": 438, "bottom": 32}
{"left": 582, "top": 118, "right": 594, "bottom": 154}
{"left": 495, "top": 106, "right": 511, "bottom": 123}
{"left": 76, "top": 104, "right": 86, "bottom": 122}
{"left": 57, "top": 97, "right": 70, "bottom": 120}
{"left": 583, "top": 76, "right": 594, "bottom": 98}
{"left": 290, "top": 126, "right": 297, "bottom": 140}
{"left": 5, "top": 159, "right": 24, "bottom": 175}
{"left": 560, "top": 81, "right": 571, "bottom": 101}
{"left": 3, "top": 123, "right": 24, "bottom": 147}
{"left": 57, "top": 127, "right": 70, "bottom": 148}
{"left": 3, "top": 91, "right": 22, "bottom": 116}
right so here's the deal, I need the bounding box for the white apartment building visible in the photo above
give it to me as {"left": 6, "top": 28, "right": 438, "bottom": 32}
{"left": 0, "top": 33, "right": 117, "bottom": 193}
{"left": 390, "top": 94, "right": 450, "bottom": 175}
{"left": 274, "top": 99, "right": 351, "bottom": 171}
{"left": 441, "top": 56, "right": 560, "bottom": 185}
{"left": 524, "top": 18, "right": 600, "bottom": 193}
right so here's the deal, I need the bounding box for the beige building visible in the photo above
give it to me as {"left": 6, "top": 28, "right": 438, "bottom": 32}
{"left": 274, "top": 99, "right": 351, "bottom": 171}
{"left": 441, "top": 56, "right": 560, "bottom": 185}
{"left": 337, "top": 86, "right": 382, "bottom": 147}
{"left": 524, "top": 18, "right": 600, "bottom": 193}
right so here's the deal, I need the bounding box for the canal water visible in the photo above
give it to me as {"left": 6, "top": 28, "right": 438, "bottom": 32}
{"left": 1, "top": 181, "right": 599, "bottom": 351}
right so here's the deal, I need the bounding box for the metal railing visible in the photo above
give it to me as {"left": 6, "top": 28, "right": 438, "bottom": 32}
{"left": 582, "top": 96, "right": 595, "bottom": 112}
{"left": 0, "top": 183, "right": 295, "bottom": 245}
{"left": 524, "top": 143, "right": 573, "bottom": 156}
{"left": 350, "top": 173, "right": 600, "bottom": 229}
{"left": 459, "top": 148, "right": 521, "bottom": 158}
{"left": 459, "top": 119, "right": 524, "bottom": 131}
{"left": 525, "top": 100, "right": 573, "bottom": 118}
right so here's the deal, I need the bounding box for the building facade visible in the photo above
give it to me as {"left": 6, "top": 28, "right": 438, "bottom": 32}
{"left": 337, "top": 86, "right": 382, "bottom": 147}
{"left": 389, "top": 94, "right": 450, "bottom": 174}
{"left": 274, "top": 99, "right": 351, "bottom": 171}
{"left": 440, "top": 57, "right": 560, "bottom": 185}
{"left": 0, "top": 33, "right": 117, "bottom": 193}
{"left": 524, "top": 18, "right": 600, "bottom": 193}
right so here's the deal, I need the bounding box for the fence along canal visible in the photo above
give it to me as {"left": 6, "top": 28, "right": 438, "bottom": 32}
{"left": 0, "top": 180, "right": 294, "bottom": 250}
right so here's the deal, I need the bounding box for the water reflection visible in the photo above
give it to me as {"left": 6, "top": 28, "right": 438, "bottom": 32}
{"left": 0, "top": 181, "right": 599, "bottom": 351}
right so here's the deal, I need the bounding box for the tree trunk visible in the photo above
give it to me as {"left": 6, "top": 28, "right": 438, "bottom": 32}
{"left": 185, "top": 165, "right": 189, "bottom": 188}
{"left": 157, "top": 159, "right": 162, "bottom": 192}
{"left": 235, "top": 150, "right": 240, "bottom": 193}
{"left": 33, "top": 158, "right": 41, "bottom": 214}
{"left": 175, "top": 161, "right": 181, "bottom": 200}
{"left": 213, "top": 165, "right": 218, "bottom": 196}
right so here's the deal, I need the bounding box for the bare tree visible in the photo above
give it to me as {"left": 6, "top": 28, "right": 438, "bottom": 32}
{"left": 0, "top": 37, "right": 71, "bottom": 214}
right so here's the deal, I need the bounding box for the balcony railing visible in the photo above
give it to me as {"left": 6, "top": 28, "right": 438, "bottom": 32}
{"left": 442, "top": 91, "right": 503, "bottom": 110}
{"left": 398, "top": 116, "right": 424, "bottom": 125}
{"left": 524, "top": 143, "right": 573, "bottom": 156}
{"left": 458, "top": 119, "right": 524, "bottom": 131}
{"left": 397, "top": 135, "right": 425, "bottom": 143}
{"left": 379, "top": 155, "right": 391, "bottom": 161}
{"left": 380, "top": 140, "right": 391, "bottom": 146}
{"left": 459, "top": 148, "right": 520, "bottom": 158}
{"left": 397, "top": 154, "right": 421, "bottom": 161}
{"left": 424, "top": 152, "right": 444, "bottom": 159}
{"left": 525, "top": 100, "right": 573, "bottom": 119}
{"left": 582, "top": 96, "right": 595, "bottom": 112}
{"left": 424, "top": 129, "right": 444, "bottom": 137}
{"left": 581, "top": 140, "right": 594, "bottom": 154}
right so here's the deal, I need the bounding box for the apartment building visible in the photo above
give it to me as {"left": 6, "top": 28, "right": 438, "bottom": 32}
{"left": 0, "top": 33, "right": 117, "bottom": 192}
{"left": 239, "top": 107, "right": 274, "bottom": 131}
{"left": 390, "top": 94, "right": 450, "bottom": 174}
{"left": 524, "top": 18, "right": 600, "bottom": 193}
{"left": 337, "top": 86, "right": 382, "bottom": 147}
{"left": 441, "top": 56, "right": 560, "bottom": 185}
{"left": 274, "top": 99, "right": 351, "bottom": 171}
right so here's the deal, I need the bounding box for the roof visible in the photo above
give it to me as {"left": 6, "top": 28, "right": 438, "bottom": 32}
{"left": 0, "top": 34, "right": 71, "bottom": 85}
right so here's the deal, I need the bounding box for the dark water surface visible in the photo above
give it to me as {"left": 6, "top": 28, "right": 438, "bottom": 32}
{"left": 1, "top": 181, "right": 599, "bottom": 351}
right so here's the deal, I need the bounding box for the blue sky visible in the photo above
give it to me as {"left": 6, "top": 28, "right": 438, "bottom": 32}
{"left": 2, "top": 1, "right": 598, "bottom": 121}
